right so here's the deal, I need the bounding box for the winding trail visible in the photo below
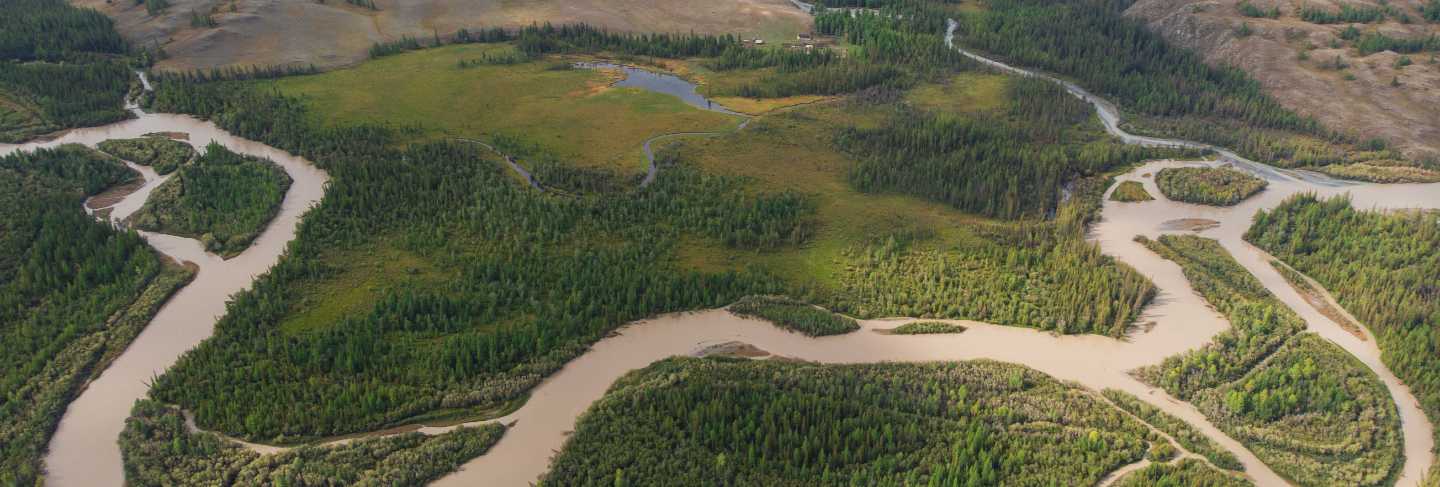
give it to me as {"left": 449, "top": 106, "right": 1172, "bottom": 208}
{"left": 0, "top": 75, "right": 330, "bottom": 487}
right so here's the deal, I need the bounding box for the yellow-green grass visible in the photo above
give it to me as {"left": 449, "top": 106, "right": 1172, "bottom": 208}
{"left": 905, "top": 72, "right": 1008, "bottom": 114}
{"left": 278, "top": 241, "right": 456, "bottom": 336}
{"left": 262, "top": 44, "right": 741, "bottom": 176}
{"left": 669, "top": 100, "right": 996, "bottom": 291}
{"left": 1109, "top": 180, "right": 1154, "bottom": 202}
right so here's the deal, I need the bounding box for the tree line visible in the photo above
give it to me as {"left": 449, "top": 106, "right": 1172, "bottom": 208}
{"left": 543, "top": 358, "right": 1162, "bottom": 486}
{"left": 0, "top": 144, "right": 192, "bottom": 486}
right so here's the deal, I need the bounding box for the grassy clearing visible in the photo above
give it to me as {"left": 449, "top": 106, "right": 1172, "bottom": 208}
{"left": 264, "top": 44, "right": 740, "bottom": 176}
{"left": 278, "top": 241, "right": 457, "bottom": 336}
{"left": 1110, "top": 180, "right": 1154, "bottom": 202}
{"left": 904, "top": 72, "right": 1008, "bottom": 114}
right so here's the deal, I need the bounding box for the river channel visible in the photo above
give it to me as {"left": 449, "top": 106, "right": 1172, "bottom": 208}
{"left": 0, "top": 80, "right": 330, "bottom": 487}
{"left": 4, "top": 23, "right": 1437, "bottom": 486}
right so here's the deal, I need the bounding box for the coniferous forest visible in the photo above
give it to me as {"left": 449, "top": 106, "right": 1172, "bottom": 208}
{"left": 131, "top": 21, "right": 1183, "bottom": 442}
{"left": 0, "top": 145, "right": 193, "bottom": 486}
{"left": 543, "top": 358, "right": 1163, "bottom": 486}
{"left": 120, "top": 399, "right": 506, "bottom": 486}
{"left": 1136, "top": 235, "right": 1401, "bottom": 486}
{"left": 127, "top": 143, "right": 292, "bottom": 257}
{"left": 0, "top": 0, "right": 134, "bottom": 143}
{"left": 1246, "top": 194, "right": 1440, "bottom": 485}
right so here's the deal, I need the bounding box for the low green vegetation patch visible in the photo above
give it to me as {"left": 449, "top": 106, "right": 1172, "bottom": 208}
{"left": 1246, "top": 194, "right": 1440, "bottom": 484}
{"left": 0, "top": 144, "right": 193, "bottom": 486}
{"left": 1155, "top": 167, "right": 1266, "bottom": 206}
{"left": 129, "top": 143, "right": 291, "bottom": 257}
{"left": 1114, "top": 459, "right": 1252, "bottom": 487}
{"left": 728, "top": 295, "right": 859, "bottom": 336}
{"left": 1136, "top": 235, "right": 1401, "bottom": 486}
{"left": 97, "top": 137, "right": 196, "bottom": 175}
{"left": 544, "top": 358, "right": 1160, "bottom": 486}
{"left": 1109, "top": 180, "right": 1154, "bottom": 202}
{"left": 120, "top": 400, "right": 504, "bottom": 486}
{"left": 1102, "top": 389, "right": 1243, "bottom": 471}
{"left": 889, "top": 321, "right": 967, "bottom": 334}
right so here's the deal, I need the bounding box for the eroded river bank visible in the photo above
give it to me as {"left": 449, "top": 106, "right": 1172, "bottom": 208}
{"left": 0, "top": 93, "right": 330, "bottom": 486}
{"left": 4, "top": 28, "right": 1438, "bottom": 486}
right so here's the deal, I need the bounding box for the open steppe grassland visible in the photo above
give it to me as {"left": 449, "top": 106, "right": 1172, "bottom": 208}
{"left": 0, "top": 145, "right": 195, "bottom": 486}
{"left": 1127, "top": 0, "right": 1440, "bottom": 179}
{"left": 77, "top": 0, "right": 813, "bottom": 72}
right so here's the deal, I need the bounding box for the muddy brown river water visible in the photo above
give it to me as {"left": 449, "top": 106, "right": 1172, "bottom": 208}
{"left": 3, "top": 35, "right": 1437, "bottom": 485}
{"left": 0, "top": 88, "right": 330, "bottom": 487}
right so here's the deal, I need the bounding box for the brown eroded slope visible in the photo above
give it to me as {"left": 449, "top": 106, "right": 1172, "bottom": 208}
{"left": 1126, "top": 0, "right": 1440, "bottom": 161}
{"left": 71, "top": 0, "right": 811, "bottom": 71}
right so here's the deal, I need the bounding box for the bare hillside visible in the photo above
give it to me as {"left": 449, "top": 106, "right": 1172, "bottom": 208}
{"left": 75, "top": 0, "right": 811, "bottom": 71}
{"left": 1127, "top": 0, "right": 1440, "bottom": 160}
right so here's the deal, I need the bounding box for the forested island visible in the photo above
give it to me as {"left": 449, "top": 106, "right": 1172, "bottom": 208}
{"left": 127, "top": 143, "right": 291, "bottom": 257}
{"left": 97, "top": 137, "right": 196, "bottom": 175}
{"left": 1155, "top": 167, "right": 1267, "bottom": 206}
{"left": 543, "top": 358, "right": 1170, "bottom": 485}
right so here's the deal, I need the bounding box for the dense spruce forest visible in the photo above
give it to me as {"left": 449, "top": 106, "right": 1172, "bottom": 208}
{"left": 543, "top": 358, "right": 1162, "bottom": 486}
{"left": 97, "top": 136, "right": 196, "bottom": 175}
{"left": 728, "top": 295, "right": 860, "bottom": 336}
{"left": 1136, "top": 235, "right": 1401, "bottom": 486}
{"left": 0, "top": 145, "right": 192, "bottom": 486}
{"left": 1246, "top": 194, "right": 1440, "bottom": 484}
{"left": 120, "top": 400, "right": 506, "bottom": 486}
{"left": 842, "top": 76, "right": 1172, "bottom": 219}
{"left": 1154, "top": 167, "right": 1268, "bottom": 206}
{"left": 128, "top": 143, "right": 291, "bottom": 257}
{"left": 0, "top": 0, "right": 134, "bottom": 143}
{"left": 832, "top": 183, "right": 1158, "bottom": 337}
